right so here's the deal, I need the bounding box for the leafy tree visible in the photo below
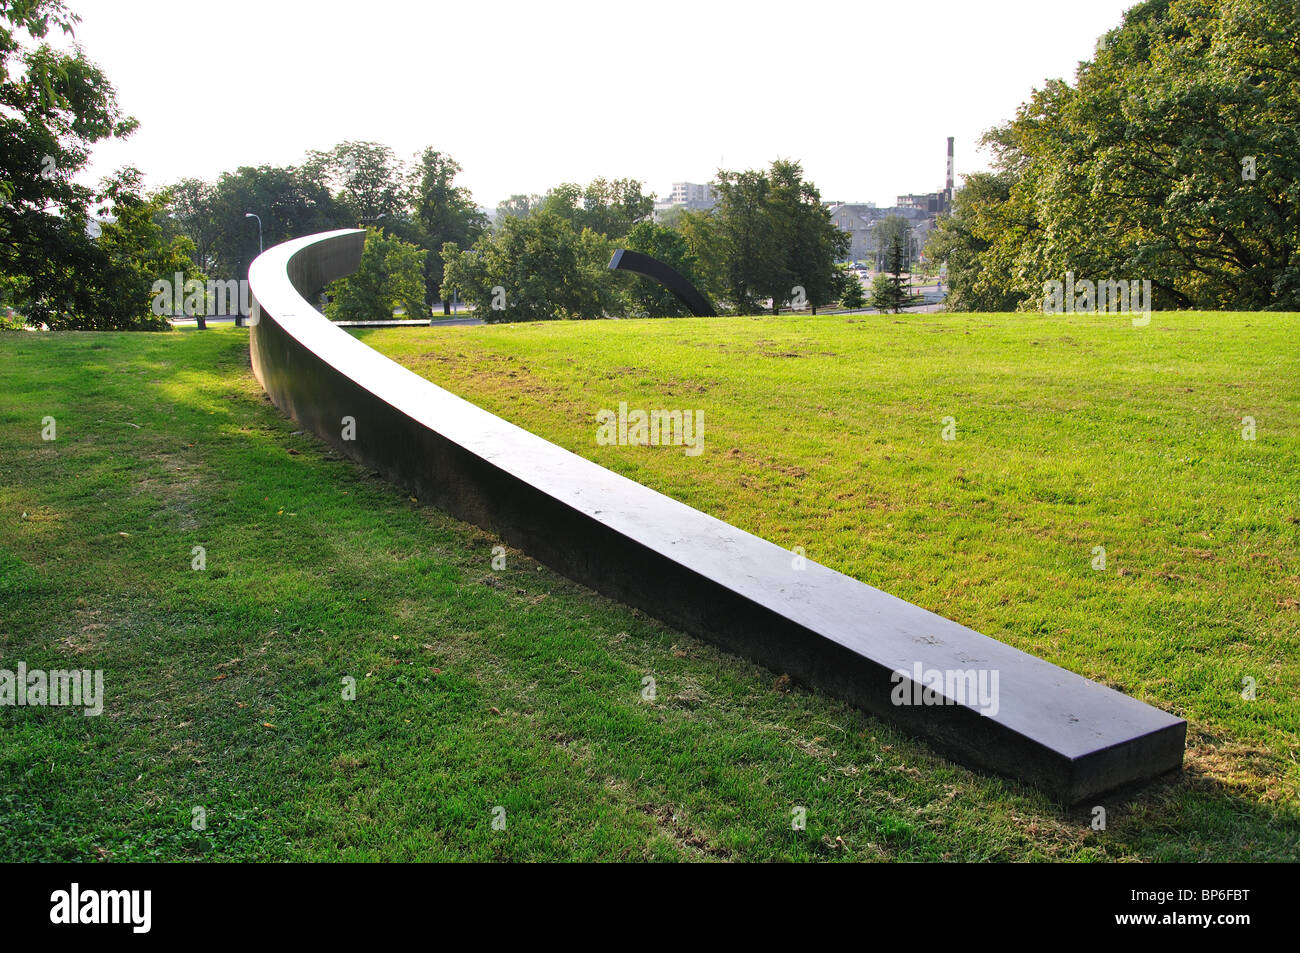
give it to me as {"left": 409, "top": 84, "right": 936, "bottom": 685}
{"left": 540, "top": 177, "right": 654, "bottom": 240}
{"left": 0, "top": 0, "right": 150, "bottom": 328}
{"left": 204, "top": 165, "right": 342, "bottom": 281}
{"left": 304, "top": 141, "right": 409, "bottom": 225}
{"left": 712, "top": 161, "right": 846, "bottom": 314}
{"left": 165, "top": 177, "right": 217, "bottom": 273}
{"left": 496, "top": 193, "right": 542, "bottom": 221}
{"left": 539, "top": 182, "right": 582, "bottom": 223}
{"left": 21, "top": 169, "right": 201, "bottom": 331}
{"left": 711, "top": 167, "right": 781, "bottom": 314}
{"left": 441, "top": 211, "right": 611, "bottom": 323}
{"left": 325, "top": 227, "right": 425, "bottom": 322}
{"left": 579, "top": 178, "right": 654, "bottom": 240}
{"left": 924, "top": 172, "right": 1023, "bottom": 311}
{"left": 934, "top": 0, "right": 1300, "bottom": 311}
{"left": 411, "top": 148, "right": 486, "bottom": 313}
{"left": 89, "top": 170, "right": 202, "bottom": 330}
{"left": 576, "top": 226, "right": 622, "bottom": 318}
{"left": 766, "top": 159, "right": 849, "bottom": 314}
{"left": 656, "top": 205, "right": 687, "bottom": 229}
{"left": 671, "top": 208, "right": 728, "bottom": 305}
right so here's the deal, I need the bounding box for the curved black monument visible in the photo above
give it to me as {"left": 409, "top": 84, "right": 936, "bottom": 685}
{"left": 248, "top": 229, "right": 1185, "bottom": 803}
{"left": 608, "top": 248, "right": 716, "bottom": 317}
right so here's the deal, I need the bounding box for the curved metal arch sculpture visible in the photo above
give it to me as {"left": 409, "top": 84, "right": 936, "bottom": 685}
{"left": 608, "top": 249, "right": 716, "bottom": 317}
{"left": 248, "top": 229, "right": 1184, "bottom": 803}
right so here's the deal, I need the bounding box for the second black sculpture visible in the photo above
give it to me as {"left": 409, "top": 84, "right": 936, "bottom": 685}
{"left": 608, "top": 248, "right": 716, "bottom": 317}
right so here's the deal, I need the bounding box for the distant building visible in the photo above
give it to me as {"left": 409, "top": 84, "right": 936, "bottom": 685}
{"left": 827, "top": 203, "right": 880, "bottom": 262}
{"left": 653, "top": 181, "right": 717, "bottom": 220}
{"left": 670, "top": 182, "right": 715, "bottom": 207}
{"left": 896, "top": 192, "right": 949, "bottom": 215}
{"left": 828, "top": 138, "right": 956, "bottom": 266}
{"left": 826, "top": 203, "right": 932, "bottom": 267}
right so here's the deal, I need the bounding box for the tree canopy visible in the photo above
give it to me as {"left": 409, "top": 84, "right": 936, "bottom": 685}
{"left": 539, "top": 177, "right": 654, "bottom": 241}
{"left": 928, "top": 0, "right": 1300, "bottom": 311}
{"left": 325, "top": 226, "right": 425, "bottom": 323}
{"left": 303, "top": 141, "right": 408, "bottom": 226}
{"left": 0, "top": 0, "right": 190, "bottom": 329}
{"left": 410, "top": 149, "right": 486, "bottom": 312}
{"left": 711, "top": 160, "right": 848, "bottom": 314}
{"left": 441, "top": 211, "right": 615, "bottom": 323}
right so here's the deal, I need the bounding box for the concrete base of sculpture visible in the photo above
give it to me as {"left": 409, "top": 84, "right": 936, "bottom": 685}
{"left": 248, "top": 229, "right": 1185, "bottom": 803}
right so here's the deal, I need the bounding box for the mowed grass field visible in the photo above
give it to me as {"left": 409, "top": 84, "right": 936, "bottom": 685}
{"left": 0, "top": 312, "right": 1297, "bottom": 861}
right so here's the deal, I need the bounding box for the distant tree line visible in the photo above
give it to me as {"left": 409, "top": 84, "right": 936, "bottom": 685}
{"left": 927, "top": 0, "right": 1300, "bottom": 312}
{"left": 163, "top": 141, "right": 487, "bottom": 323}
{"left": 445, "top": 159, "right": 855, "bottom": 322}
{"left": 169, "top": 156, "right": 862, "bottom": 324}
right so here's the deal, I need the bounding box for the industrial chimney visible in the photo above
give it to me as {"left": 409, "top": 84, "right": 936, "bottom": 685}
{"left": 946, "top": 137, "right": 955, "bottom": 200}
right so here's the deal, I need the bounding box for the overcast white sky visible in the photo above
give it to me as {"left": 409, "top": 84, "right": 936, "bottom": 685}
{"left": 67, "top": 0, "right": 1137, "bottom": 208}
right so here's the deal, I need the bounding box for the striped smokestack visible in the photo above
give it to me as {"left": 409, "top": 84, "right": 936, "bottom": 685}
{"left": 946, "top": 136, "right": 955, "bottom": 198}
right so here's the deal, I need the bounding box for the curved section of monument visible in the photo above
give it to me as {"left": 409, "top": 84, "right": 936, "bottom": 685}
{"left": 607, "top": 248, "right": 717, "bottom": 317}
{"left": 247, "top": 228, "right": 1185, "bottom": 803}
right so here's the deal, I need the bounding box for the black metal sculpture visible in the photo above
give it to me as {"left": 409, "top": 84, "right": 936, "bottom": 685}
{"left": 248, "top": 229, "right": 1185, "bottom": 803}
{"left": 608, "top": 249, "right": 716, "bottom": 317}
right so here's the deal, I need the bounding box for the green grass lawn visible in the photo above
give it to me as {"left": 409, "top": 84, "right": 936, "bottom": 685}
{"left": 1, "top": 313, "right": 1296, "bottom": 861}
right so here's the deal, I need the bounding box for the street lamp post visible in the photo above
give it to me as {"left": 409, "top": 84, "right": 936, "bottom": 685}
{"left": 244, "top": 212, "right": 263, "bottom": 254}
{"left": 241, "top": 213, "right": 262, "bottom": 327}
